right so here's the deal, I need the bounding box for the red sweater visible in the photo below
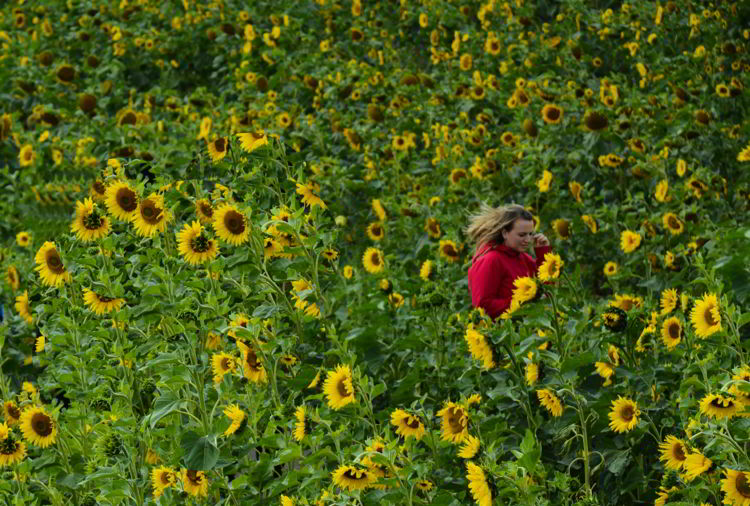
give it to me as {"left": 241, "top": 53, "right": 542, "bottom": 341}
{"left": 468, "top": 242, "right": 552, "bottom": 319}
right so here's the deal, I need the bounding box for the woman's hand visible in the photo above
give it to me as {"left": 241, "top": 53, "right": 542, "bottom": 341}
{"left": 533, "top": 233, "right": 550, "bottom": 247}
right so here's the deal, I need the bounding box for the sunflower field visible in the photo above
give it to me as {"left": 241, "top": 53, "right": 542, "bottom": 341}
{"left": 1, "top": 0, "right": 750, "bottom": 504}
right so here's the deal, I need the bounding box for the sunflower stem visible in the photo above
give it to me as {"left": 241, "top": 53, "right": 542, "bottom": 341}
{"left": 547, "top": 289, "right": 565, "bottom": 361}
{"left": 573, "top": 392, "right": 593, "bottom": 498}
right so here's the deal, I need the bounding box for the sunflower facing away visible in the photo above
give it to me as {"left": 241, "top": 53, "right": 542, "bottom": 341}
{"left": 537, "top": 389, "right": 564, "bottom": 417}
{"left": 682, "top": 450, "right": 713, "bottom": 482}
{"left": 691, "top": 293, "right": 721, "bottom": 338}
{"left": 331, "top": 465, "right": 375, "bottom": 491}
{"left": 323, "top": 364, "right": 356, "bottom": 410}
{"left": 436, "top": 402, "right": 469, "bottom": 443}
{"left": 151, "top": 466, "right": 178, "bottom": 498}
{"left": 296, "top": 181, "right": 327, "bottom": 209}
{"left": 390, "top": 409, "right": 426, "bottom": 440}
{"left": 104, "top": 181, "right": 139, "bottom": 221}
{"left": 19, "top": 406, "right": 57, "bottom": 448}
{"left": 659, "top": 435, "right": 688, "bottom": 471}
{"left": 464, "top": 327, "right": 495, "bottom": 369}
{"left": 608, "top": 396, "right": 639, "bottom": 433}
{"left": 660, "top": 288, "right": 679, "bottom": 315}
{"left": 466, "top": 462, "right": 492, "bottom": 506}
{"left": 15, "top": 290, "right": 33, "bottom": 325}
{"left": 458, "top": 435, "right": 481, "bottom": 459}
{"left": 35, "top": 242, "right": 72, "bottom": 287}
{"left": 82, "top": 288, "right": 126, "bottom": 315}
{"left": 133, "top": 193, "right": 171, "bottom": 238}
{"left": 362, "top": 247, "right": 385, "bottom": 274}
{"left": 213, "top": 204, "right": 250, "bottom": 245}
{"left": 177, "top": 221, "right": 220, "bottom": 265}
{"left": 293, "top": 406, "right": 306, "bottom": 442}
{"left": 222, "top": 404, "right": 246, "bottom": 436}
{"left": 71, "top": 197, "right": 110, "bottom": 241}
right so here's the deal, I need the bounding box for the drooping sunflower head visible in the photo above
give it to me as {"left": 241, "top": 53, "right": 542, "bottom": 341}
{"left": 182, "top": 469, "right": 208, "bottom": 497}
{"left": 222, "top": 404, "right": 247, "bottom": 436}
{"left": 601, "top": 307, "right": 627, "bottom": 332}
{"left": 331, "top": 465, "right": 375, "bottom": 492}
{"left": 584, "top": 110, "right": 608, "bottom": 131}
{"left": 236, "top": 131, "right": 268, "bottom": 153}
{"left": 699, "top": 393, "right": 738, "bottom": 420}
{"left": 213, "top": 204, "right": 250, "bottom": 246}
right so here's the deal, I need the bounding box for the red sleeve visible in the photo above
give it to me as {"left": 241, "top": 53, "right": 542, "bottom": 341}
{"left": 534, "top": 245, "right": 552, "bottom": 271}
{"left": 469, "top": 254, "right": 512, "bottom": 319}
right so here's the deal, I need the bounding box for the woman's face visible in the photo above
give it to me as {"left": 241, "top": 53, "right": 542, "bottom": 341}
{"left": 502, "top": 218, "right": 535, "bottom": 253}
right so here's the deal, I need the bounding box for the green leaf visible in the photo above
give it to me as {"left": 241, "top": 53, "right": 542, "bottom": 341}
{"left": 180, "top": 431, "right": 219, "bottom": 471}
{"left": 143, "top": 393, "right": 186, "bottom": 429}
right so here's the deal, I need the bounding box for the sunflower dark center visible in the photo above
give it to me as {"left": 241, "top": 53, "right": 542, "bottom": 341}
{"left": 93, "top": 181, "right": 106, "bottom": 195}
{"left": 45, "top": 250, "right": 65, "bottom": 274}
{"left": 737, "top": 473, "right": 750, "bottom": 497}
{"left": 704, "top": 307, "right": 717, "bottom": 326}
{"left": 199, "top": 203, "right": 213, "bottom": 217}
{"left": 221, "top": 357, "right": 232, "bottom": 370}
{"left": 429, "top": 223, "right": 439, "bottom": 234}
{"left": 186, "top": 470, "right": 202, "bottom": 485}
{"left": 224, "top": 210, "right": 245, "bottom": 235}
{"left": 214, "top": 138, "right": 226, "bottom": 152}
{"left": 57, "top": 66, "right": 75, "bottom": 82}
{"left": 116, "top": 188, "right": 137, "bottom": 212}
{"left": 557, "top": 221, "right": 570, "bottom": 237}
{"left": 98, "top": 296, "right": 115, "bottom": 303}
{"left": 672, "top": 443, "right": 686, "bottom": 461}
{"left": 120, "top": 112, "right": 137, "bottom": 125}
{"left": 6, "top": 404, "right": 20, "bottom": 419}
{"left": 668, "top": 216, "right": 680, "bottom": 229}
{"left": 447, "top": 408, "right": 466, "bottom": 433}
{"left": 668, "top": 323, "right": 681, "bottom": 340}
{"left": 370, "top": 252, "right": 381, "bottom": 265}
{"left": 159, "top": 471, "right": 174, "bottom": 485}
{"left": 710, "top": 398, "right": 732, "bottom": 409}
{"left": 546, "top": 107, "right": 561, "bottom": 120}
{"left": 443, "top": 245, "right": 457, "bottom": 257}
{"left": 0, "top": 438, "right": 19, "bottom": 455}
{"left": 245, "top": 349, "right": 261, "bottom": 370}
{"left": 32, "top": 412, "right": 54, "bottom": 436}
{"left": 191, "top": 234, "right": 211, "bottom": 253}
{"left": 140, "top": 200, "right": 163, "bottom": 224}
{"left": 372, "top": 225, "right": 382, "bottom": 236}
{"left": 620, "top": 406, "right": 634, "bottom": 422}
{"left": 23, "top": 149, "right": 33, "bottom": 161}
{"left": 337, "top": 379, "right": 350, "bottom": 398}
{"left": 83, "top": 210, "right": 103, "bottom": 230}
{"left": 343, "top": 469, "right": 366, "bottom": 480}
{"left": 620, "top": 300, "right": 633, "bottom": 311}
{"left": 406, "top": 417, "right": 420, "bottom": 429}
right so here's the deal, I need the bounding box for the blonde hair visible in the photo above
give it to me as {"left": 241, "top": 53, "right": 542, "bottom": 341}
{"left": 465, "top": 203, "right": 533, "bottom": 248}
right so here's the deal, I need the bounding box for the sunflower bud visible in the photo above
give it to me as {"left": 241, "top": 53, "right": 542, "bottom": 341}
{"left": 522, "top": 118, "right": 537, "bottom": 137}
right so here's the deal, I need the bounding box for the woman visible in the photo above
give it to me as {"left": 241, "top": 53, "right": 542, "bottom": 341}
{"left": 466, "top": 204, "right": 551, "bottom": 319}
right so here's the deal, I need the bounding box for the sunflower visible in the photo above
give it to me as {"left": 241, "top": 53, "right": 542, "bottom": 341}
{"left": 538, "top": 253, "right": 564, "bottom": 281}
{"left": 738, "top": 143, "right": 750, "bottom": 162}
{"left": 699, "top": 394, "right": 738, "bottom": 420}
{"left": 34, "top": 242, "right": 72, "bottom": 287}
{"left": 416, "top": 479, "right": 434, "bottom": 493}
{"left": 366, "top": 222, "right": 385, "bottom": 241}
{"left": 682, "top": 451, "right": 713, "bottom": 482}
{"left": 105, "top": 181, "right": 139, "bottom": 221}
{"left": 4, "top": 402, "right": 21, "bottom": 426}
{"left": 19, "top": 406, "right": 57, "bottom": 448}
{"left": 541, "top": 104, "right": 563, "bottom": 124}
{"left": 177, "top": 221, "right": 220, "bottom": 265}
{"left": 331, "top": 465, "right": 375, "bottom": 491}
{"left": 419, "top": 260, "right": 434, "bottom": 281}
{"left": 581, "top": 215, "right": 598, "bottom": 233}
{"left": 512, "top": 277, "right": 537, "bottom": 304}
{"left": 6, "top": 266, "right": 19, "bottom": 291}
{"left": 151, "top": 466, "right": 178, "bottom": 498}
{"left": 552, "top": 218, "right": 571, "bottom": 239}
{"left": 536, "top": 170, "right": 553, "bottom": 192}
{"left": 362, "top": 247, "right": 385, "bottom": 274}
{"left": 213, "top": 204, "right": 250, "bottom": 245}
{"left": 449, "top": 168, "right": 468, "bottom": 185}
{"left": 16, "top": 231, "right": 31, "bottom": 247}
{"left": 660, "top": 288, "right": 678, "bottom": 315}
{"left": 0, "top": 434, "right": 26, "bottom": 467}
{"left": 661, "top": 317, "right": 682, "bottom": 350}
{"left": 436, "top": 402, "right": 469, "bottom": 443}
{"left": 459, "top": 53, "right": 472, "bottom": 71}
{"left": 620, "top": 230, "right": 642, "bottom": 253}
{"left": 14, "top": 290, "right": 33, "bottom": 325}
{"left": 228, "top": 313, "right": 250, "bottom": 340}
{"left": 595, "top": 361, "right": 615, "bottom": 382}
{"left": 608, "top": 396, "right": 639, "bottom": 433}
{"left": 439, "top": 240, "right": 460, "bottom": 263}
{"left": 223, "top": 404, "right": 246, "bottom": 436}
{"left": 182, "top": 469, "right": 208, "bottom": 497}
{"left": 722, "top": 469, "right": 750, "bottom": 505}
{"left": 18, "top": 144, "right": 35, "bottom": 167}
{"left": 423, "top": 217, "right": 441, "bottom": 239}
{"left": 662, "top": 213, "right": 684, "bottom": 235}
{"left": 293, "top": 406, "right": 306, "bottom": 442}
{"left": 458, "top": 435, "right": 481, "bottom": 459}
{"left": 71, "top": 197, "right": 110, "bottom": 242}
{"left": 212, "top": 352, "right": 236, "bottom": 384}
{"left": 466, "top": 462, "right": 492, "bottom": 506}
{"left": 133, "top": 193, "right": 171, "bottom": 237}
{"left": 296, "top": 182, "right": 327, "bottom": 209}
{"left": 603, "top": 261, "right": 618, "bottom": 276}
{"left": 537, "top": 389, "right": 563, "bottom": 417}
{"left": 82, "top": 288, "right": 125, "bottom": 315}
{"left": 659, "top": 435, "right": 688, "bottom": 471}
{"left": 237, "top": 341, "right": 267, "bottom": 383}
{"left": 390, "top": 409, "right": 426, "bottom": 440}
{"left": 464, "top": 327, "right": 495, "bottom": 369}
{"left": 237, "top": 131, "right": 268, "bottom": 153}
{"left": 584, "top": 110, "right": 608, "bottom": 131}
{"left": 691, "top": 293, "right": 721, "bottom": 338}
{"left": 525, "top": 362, "right": 541, "bottom": 386}
{"left": 323, "top": 365, "right": 356, "bottom": 410}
